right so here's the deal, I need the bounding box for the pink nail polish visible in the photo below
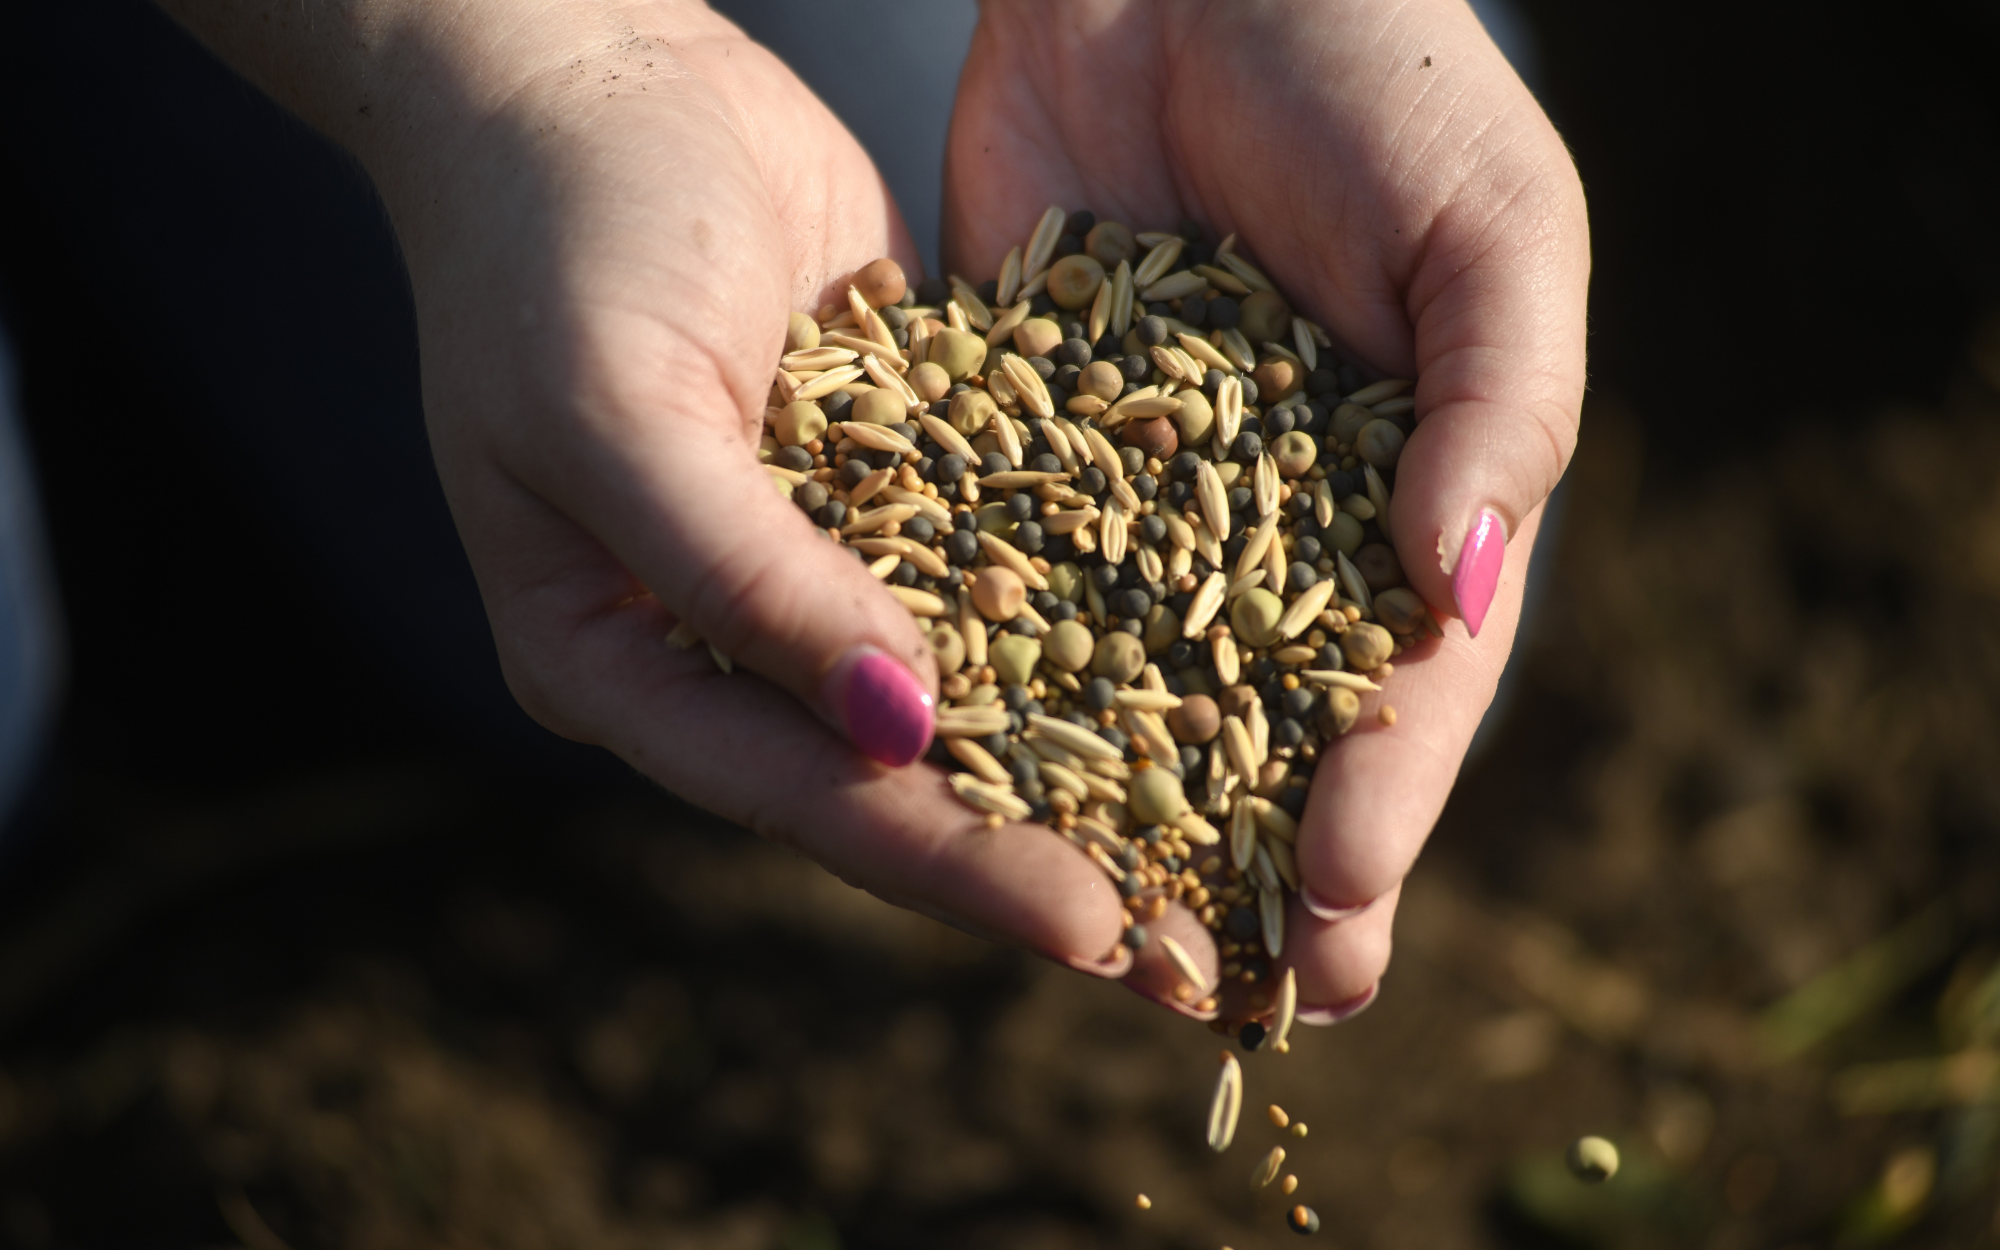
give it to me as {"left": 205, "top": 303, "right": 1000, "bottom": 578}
{"left": 1452, "top": 508, "right": 1506, "bottom": 638}
{"left": 828, "top": 646, "right": 933, "bottom": 766}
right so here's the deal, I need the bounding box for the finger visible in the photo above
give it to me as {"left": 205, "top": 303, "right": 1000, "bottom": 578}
{"left": 1390, "top": 153, "right": 1590, "bottom": 633}
{"left": 1282, "top": 882, "right": 1400, "bottom": 1025}
{"left": 466, "top": 468, "right": 1133, "bottom": 965}
{"left": 1294, "top": 506, "right": 1543, "bottom": 910}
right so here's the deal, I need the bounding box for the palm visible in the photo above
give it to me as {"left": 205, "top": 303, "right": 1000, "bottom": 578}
{"left": 943, "top": 0, "right": 1581, "bottom": 1015}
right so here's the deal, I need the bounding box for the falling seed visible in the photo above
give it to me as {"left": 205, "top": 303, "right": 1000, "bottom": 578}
{"left": 1281, "top": 1174, "right": 1299, "bottom": 1194}
{"left": 1207, "top": 1053, "right": 1243, "bottom": 1153}
{"left": 1292, "top": 1122, "right": 1309, "bottom": 1138}
{"left": 1134, "top": 1194, "right": 1152, "bottom": 1210}
{"left": 1252, "top": 1146, "right": 1287, "bottom": 1188}
{"left": 1566, "top": 1136, "right": 1620, "bottom": 1183}
{"left": 1270, "top": 968, "right": 1299, "bottom": 1051}
{"left": 1268, "top": 1104, "right": 1291, "bottom": 1128}
{"left": 1285, "top": 1204, "right": 1321, "bottom": 1235}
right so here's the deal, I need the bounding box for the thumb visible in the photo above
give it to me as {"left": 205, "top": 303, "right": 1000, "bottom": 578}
{"left": 1388, "top": 179, "right": 1591, "bottom": 634}
{"left": 537, "top": 315, "right": 942, "bottom": 768}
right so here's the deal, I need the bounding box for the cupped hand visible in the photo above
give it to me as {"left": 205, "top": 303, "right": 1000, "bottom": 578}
{"left": 945, "top": 0, "right": 1590, "bottom": 1020}
{"left": 302, "top": 4, "right": 1164, "bottom": 977}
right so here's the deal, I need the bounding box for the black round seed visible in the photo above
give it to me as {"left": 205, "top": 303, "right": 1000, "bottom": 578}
{"left": 1132, "top": 473, "right": 1157, "bottom": 501}
{"left": 1203, "top": 368, "right": 1227, "bottom": 400}
{"left": 822, "top": 389, "right": 855, "bottom": 422}
{"left": 1146, "top": 301, "right": 1172, "bottom": 319}
{"left": 1120, "top": 354, "right": 1152, "bottom": 382}
{"left": 1180, "top": 293, "right": 1207, "bottom": 327}
{"left": 1276, "top": 717, "right": 1305, "bottom": 748}
{"left": 901, "top": 517, "right": 935, "bottom": 545}
{"left": 1115, "top": 588, "right": 1151, "bottom": 620}
{"left": 1085, "top": 677, "right": 1117, "bottom": 710}
{"left": 1137, "top": 314, "right": 1169, "bottom": 347}
{"left": 1098, "top": 725, "right": 1129, "bottom": 752}
{"left": 1006, "top": 492, "right": 1036, "bottom": 522}
{"left": 840, "top": 458, "right": 872, "bottom": 487}
{"left": 1239, "top": 376, "right": 1260, "bottom": 406}
{"left": 1031, "top": 452, "right": 1063, "bottom": 475}
{"left": 1282, "top": 687, "right": 1316, "bottom": 719}
{"left": 945, "top": 529, "right": 979, "bottom": 565}
{"left": 1225, "top": 906, "right": 1260, "bottom": 942}
{"left": 1139, "top": 515, "right": 1167, "bottom": 546}
{"left": 1064, "top": 208, "right": 1096, "bottom": 236}
{"left": 1207, "top": 295, "right": 1241, "bottom": 330}
{"left": 1014, "top": 521, "right": 1045, "bottom": 554}
{"left": 1050, "top": 599, "right": 1077, "bottom": 621}
{"left": 1117, "top": 873, "right": 1143, "bottom": 898}
{"left": 1080, "top": 466, "right": 1107, "bottom": 496}
{"left": 889, "top": 560, "right": 917, "bottom": 587}
{"left": 1228, "top": 486, "right": 1254, "bottom": 513}
{"left": 914, "top": 277, "right": 949, "bottom": 306}
{"left": 795, "top": 481, "right": 828, "bottom": 513}
{"left": 815, "top": 500, "right": 847, "bottom": 529}
{"left": 1287, "top": 1206, "right": 1321, "bottom": 1235}
{"left": 980, "top": 452, "right": 1012, "bottom": 478}
{"left": 1239, "top": 1021, "right": 1267, "bottom": 1051}
{"left": 1122, "top": 925, "right": 1148, "bottom": 950}
{"left": 1265, "top": 407, "right": 1296, "bottom": 435}
{"left": 1289, "top": 561, "right": 1318, "bottom": 593}
{"left": 1169, "top": 451, "right": 1202, "bottom": 482}
{"left": 773, "top": 445, "right": 812, "bottom": 472}
{"left": 1120, "top": 446, "right": 1145, "bottom": 477}
{"left": 1134, "top": 823, "right": 1163, "bottom": 844}
{"left": 1093, "top": 563, "right": 1122, "bottom": 592}
{"left": 1328, "top": 470, "right": 1357, "bottom": 499}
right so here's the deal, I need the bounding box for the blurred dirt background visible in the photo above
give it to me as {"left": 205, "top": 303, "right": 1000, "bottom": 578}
{"left": 2, "top": 2, "right": 2000, "bottom": 1248}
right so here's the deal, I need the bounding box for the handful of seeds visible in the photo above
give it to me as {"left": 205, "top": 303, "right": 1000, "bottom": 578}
{"left": 745, "top": 206, "right": 1430, "bottom": 1029}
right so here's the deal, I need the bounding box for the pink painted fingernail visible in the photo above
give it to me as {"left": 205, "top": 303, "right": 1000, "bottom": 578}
{"left": 825, "top": 645, "right": 933, "bottom": 766}
{"left": 1452, "top": 508, "right": 1506, "bottom": 637}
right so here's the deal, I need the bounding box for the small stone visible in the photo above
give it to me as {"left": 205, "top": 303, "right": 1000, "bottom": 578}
{"left": 908, "top": 361, "right": 951, "bottom": 402}
{"left": 990, "top": 634, "right": 1042, "bottom": 687}
{"left": 775, "top": 400, "right": 827, "bottom": 447}
{"left": 851, "top": 387, "right": 905, "bottom": 426}
{"left": 1239, "top": 289, "right": 1293, "bottom": 343}
{"left": 972, "top": 567, "right": 1026, "bottom": 621}
{"left": 1271, "top": 430, "right": 1317, "bottom": 478}
{"left": 930, "top": 328, "right": 990, "bottom": 382}
{"left": 1092, "top": 631, "right": 1147, "bottom": 684}
{"left": 785, "top": 310, "right": 820, "bottom": 353}
{"left": 1566, "top": 1136, "right": 1620, "bottom": 1184}
{"left": 1340, "top": 622, "right": 1394, "bottom": 671}
{"left": 1128, "top": 767, "right": 1189, "bottom": 824}
{"left": 1356, "top": 418, "right": 1405, "bottom": 469}
{"left": 1230, "top": 588, "right": 1285, "bottom": 649}
{"left": 1045, "top": 619, "right": 1095, "bottom": 671}
{"left": 1122, "top": 416, "right": 1179, "bottom": 461}
{"left": 1167, "top": 694, "right": 1221, "bottom": 743}
{"left": 1048, "top": 254, "right": 1107, "bottom": 311}
{"left": 1013, "top": 317, "right": 1063, "bottom": 359}
{"left": 851, "top": 257, "right": 907, "bottom": 309}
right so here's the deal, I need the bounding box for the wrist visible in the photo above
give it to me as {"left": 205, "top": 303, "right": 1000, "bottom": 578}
{"left": 156, "top": 0, "right": 719, "bottom": 217}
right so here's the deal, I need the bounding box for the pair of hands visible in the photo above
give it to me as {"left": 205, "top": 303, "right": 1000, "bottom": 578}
{"left": 171, "top": 0, "right": 1587, "bottom": 1020}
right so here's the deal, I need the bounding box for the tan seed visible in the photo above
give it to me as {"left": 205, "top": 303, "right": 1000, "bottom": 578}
{"left": 1134, "top": 1194, "right": 1152, "bottom": 1211}
{"left": 1207, "top": 1053, "right": 1243, "bottom": 1153}
{"left": 785, "top": 310, "right": 820, "bottom": 353}
{"left": 1252, "top": 1146, "right": 1287, "bottom": 1189}
{"left": 1048, "top": 253, "right": 1106, "bottom": 311}
{"left": 850, "top": 258, "right": 906, "bottom": 309}
{"left": 1014, "top": 316, "right": 1063, "bottom": 359}
{"left": 1281, "top": 1174, "right": 1299, "bottom": 1195}
{"left": 970, "top": 565, "right": 1026, "bottom": 621}
{"left": 1238, "top": 289, "right": 1292, "bottom": 343}
{"left": 1157, "top": 933, "right": 1209, "bottom": 993}
{"left": 1268, "top": 1104, "right": 1291, "bottom": 1128}
{"left": 1084, "top": 220, "right": 1137, "bottom": 268}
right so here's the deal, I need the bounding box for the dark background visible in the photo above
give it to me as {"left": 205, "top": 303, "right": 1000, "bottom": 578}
{"left": 0, "top": 0, "right": 1996, "bottom": 1246}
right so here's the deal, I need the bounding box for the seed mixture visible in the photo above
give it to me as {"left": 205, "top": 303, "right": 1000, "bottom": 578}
{"left": 742, "top": 204, "right": 1426, "bottom": 1032}
{"left": 718, "top": 205, "right": 1429, "bottom": 1241}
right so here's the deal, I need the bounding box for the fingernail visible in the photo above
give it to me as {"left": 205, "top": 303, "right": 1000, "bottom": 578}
{"left": 1294, "top": 982, "right": 1379, "bottom": 1027}
{"left": 1451, "top": 508, "right": 1505, "bottom": 637}
{"left": 1064, "top": 944, "right": 1135, "bottom": 980}
{"left": 824, "top": 645, "right": 933, "bottom": 766}
{"left": 1301, "top": 885, "right": 1381, "bottom": 923}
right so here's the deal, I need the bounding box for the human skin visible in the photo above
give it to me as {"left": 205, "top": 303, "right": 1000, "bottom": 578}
{"left": 156, "top": 0, "right": 1586, "bottom": 1020}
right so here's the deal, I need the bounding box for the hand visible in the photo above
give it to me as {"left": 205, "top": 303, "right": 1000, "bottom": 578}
{"left": 162, "top": 0, "right": 1145, "bottom": 978}
{"left": 945, "top": 0, "right": 1590, "bottom": 1020}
